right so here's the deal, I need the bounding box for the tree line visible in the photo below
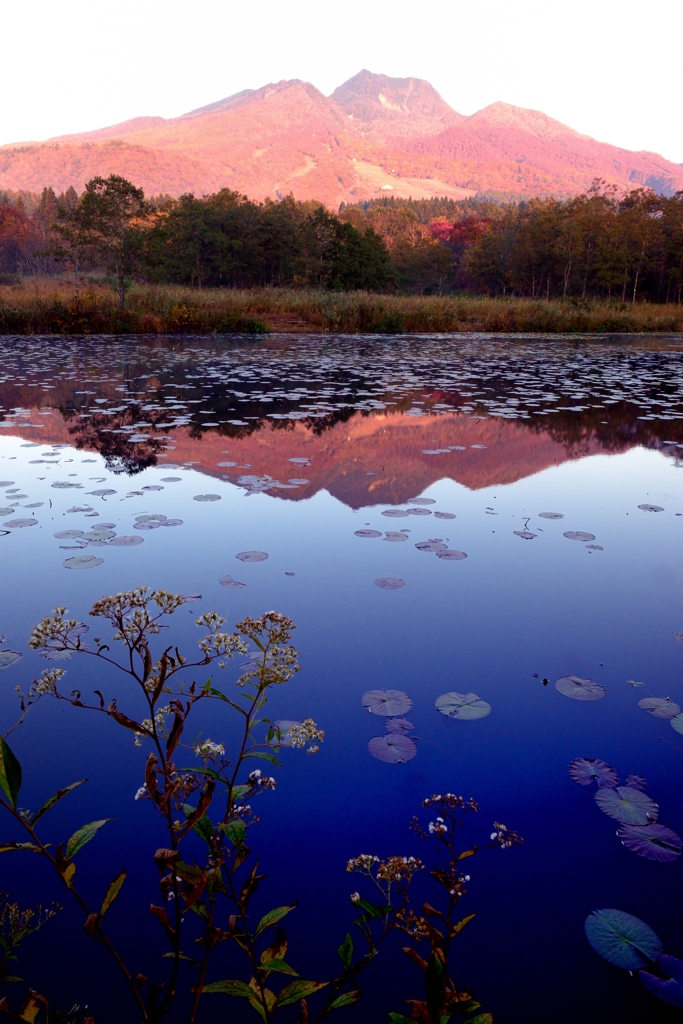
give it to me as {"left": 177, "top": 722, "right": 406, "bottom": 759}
{"left": 1, "top": 176, "right": 683, "bottom": 303}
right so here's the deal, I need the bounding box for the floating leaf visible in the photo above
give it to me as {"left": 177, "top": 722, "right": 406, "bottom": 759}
{"left": 0, "top": 508, "right": 14, "bottom": 516}
{"left": 236, "top": 551, "right": 268, "bottom": 562}
{"left": 408, "top": 498, "right": 435, "bottom": 505}
{"left": 4, "top": 519, "right": 37, "bottom": 528}
{"left": 670, "top": 714, "right": 683, "bottom": 736}
{"left": 627, "top": 678, "right": 645, "bottom": 687}
{"left": 219, "top": 575, "right": 247, "bottom": 589}
{"left": 514, "top": 531, "right": 537, "bottom": 540}
{"left": 555, "top": 676, "right": 606, "bottom": 700}
{"left": 434, "top": 511, "right": 456, "bottom": 519}
{"left": 193, "top": 494, "right": 221, "bottom": 502}
{"left": 362, "top": 690, "right": 413, "bottom": 716}
{"left": 134, "top": 521, "right": 160, "bottom": 531}
{"left": 407, "top": 508, "right": 431, "bottom": 516}
{"left": 381, "top": 510, "right": 409, "bottom": 518}
{"left": 385, "top": 718, "right": 414, "bottom": 734}
{"left": 563, "top": 531, "right": 596, "bottom": 542}
{"left": 625, "top": 774, "right": 647, "bottom": 790}
{"left": 0, "top": 651, "right": 22, "bottom": 669}
{"left": 54, "top": 530, "right": 84, "bottom": 539}
{"left": 354, "top": 530, "right": 382, "bottom": 538}
{"left": 89, "top": 489, "right": 116, "bottom": 497}
{"left": 383, "top": 531, "right": 408, "bottom": 542}
{"left": 617, "top": 823, "right": 682, "bottom": 862}
{"left": 160, "top": 519, "right": 183, "bottom": 527}
{"left": 109, "top": 536, "right": 144, "bottom": 546}
{"left": 368, "top": 734, "right": 417, "bottom": 763}
{"left": 63, "top": 555, "right": 104, "bottom": 570}
{"left": 373, "top": 577, "right": 406, "bottom": 590}
{"left": 436, "top": 549, "right": 468, "bottom": 561}
{"left": 585, "top": 909, "right": 662, "bottom": 970}
{"left": 640, "top": 955, "right": 683, "bottom": 1006}
{"left": 568, "top": 757, "right": 619, "bottom": 788}
{"left": 142, "top": 485, "right": 163, "bottom": 491}
{"left": 595, "top": 786, "right": 659, "bottom": 824}
{"left": 435, "top": 692, "right": 491, "bottom": 720}
{"left": 638, "top": 504, "right": 664, "bottom": 512}
{"left": 638, "top": 696, "right": 681, "bottom": 719}
{"left": 161, "top": 477, "right": 182, "bottom": 482}
{"left": 539, "top": 512, "right": 564, "bottom": 519}
{"left": 416, "top": 540, "right": 447, "bottom": 552}
{"left": 180, "top": 593, "right": 202, "bottom": 603}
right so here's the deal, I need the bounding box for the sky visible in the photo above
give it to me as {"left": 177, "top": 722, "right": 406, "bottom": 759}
{"left": 2, "top": 0, "right": 682, "bottom": 163}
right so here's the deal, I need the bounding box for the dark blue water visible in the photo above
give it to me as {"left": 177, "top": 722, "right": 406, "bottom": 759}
{"left": 1, "top": 334, "right": 683, "bottom": 1023}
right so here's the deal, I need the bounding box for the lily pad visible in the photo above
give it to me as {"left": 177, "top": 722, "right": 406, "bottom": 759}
{"left": 160, "top": 519, "right": 183, "bottom": 527}
{"left": 0, "top": 509, "right": 13, "bottom": 516}
{"left": 595, "top": 786, "right": 659, "bottom": 824}
{"left": 670, "top": 714, "right": 683, "bottom": 736}
{"left": 51, "top": 482, "right": 83, "bottom": 490}
{"left": 109, "top": 536, "right": 144, "bottom": 546}
{"left": 434, "top": 512, "right": 456, "bottom": 519}
{"left": 539, "top": 512, "right": 564, "bottom": 519}
{"left": 0, "top": 651, "right": 22, "bottom": 669}
{"left": 161, "top": 477, "right": 182, "bottom": 482}
{"left": 408, "top": 498, "right": 435, "bottom": 505}
{"left": 193, "top": 494, "right": 221, "bottom": 502}
{"left": 563, "top": 531, "right": 596, "bottom": 542}
{"left": 638, "top": 696, "right": 681, "bottom": 718}
{"left": 555, "top": 676, "right": 606, "bottom": 700}
{"left": 63, "top": 555, "right": 104, "bottom": 570}
{"left": 514, "top": 531, "right": 537, "bottom": 540}
{"left": 416, "top": 540, "right": 447, "bottom": 552}
{"left": 640, "top": 955, "right": 683, "bottom": 1006}
{"left": 4, "top": 519, "right": 37, "bottom": 528}
{"left": 568, "top": 757, "right": 619, "bottom": 788}
{"left": 368, "top": 734, "right": 417, "bottom": 763}
{"left": 381, "top": 509, "right": 409, "bottom": 518}
{"left": 134, "top": 521, "right": 160, "bottom": 531}
{"left": 373, "top": 577, "right": 406, "bottom": 590}
{"left": 54, "top": 530, "right": 85, "bottom": 539}
{"left": 142, "top": 485, "right": 163, "bottom": 491}
{"left": 89, "top": 489, "right": 116, "bottom": 496}
{"left": 180, "top": 593, "right": 202, "bottom": 603}
{"left": 385, "top": 718, "right": 414, "bottom": 734}
{"left": 362, "top": 689, "right": 413, "bottom": 716}
{"left": 625, "top": 775, "right": 647, "bottom": 790}
{"left": 435, "top": 692, "right": 491, "bottom": 720}
{"left": 355, "top": 530, "right": 382, "bottom": 538}
{"left": 236, "top": 551, "right": 268, "bottom": 562}
{"left": 585, "top": 909, "right": 662, "bottom": 970}
{"left": 383, "top": 531, "right": 408, "bottom": 542}
{"left": 638, "top": 504, "right": 664, "bottom": 512}
{"left": 437, "top": 550, "right": 468, "bottom": 561}
{"left": 617, "top": 823, "right": 682, "bottom": 862}
{"left": 219, "top": 575, "right": 247, "bottom": 589}
{"left": 627, "top": 678, "right": 645, "bottom": 688}
{"left": 407, "top": 508, "right": 432, "bottom": 516}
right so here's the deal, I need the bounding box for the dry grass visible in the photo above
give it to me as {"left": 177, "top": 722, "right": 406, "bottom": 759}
{"left": 1, "top": 278, "right": 682, "bottom": 335}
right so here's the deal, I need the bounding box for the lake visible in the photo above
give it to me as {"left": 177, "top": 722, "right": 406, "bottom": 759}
{"left": 1, "top": 332, "right": 683, "bottom": 1023}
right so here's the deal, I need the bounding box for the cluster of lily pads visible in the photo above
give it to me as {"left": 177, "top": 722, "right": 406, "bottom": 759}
{"left": 362, "top": 687, "right": 491, "bottom": 763}
{"left": 569, "top": 757, "right": 681, "bottom": 862}
{"left": 586, "top": 908, "right": 683, "bottom": 1007}
{"left": 52, "top": 513, "right": 183, "bottom": 570}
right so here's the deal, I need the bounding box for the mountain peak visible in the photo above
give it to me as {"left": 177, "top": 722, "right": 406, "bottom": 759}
{"left": 465, "top": 101, "right": 584, "bottom": 141}
{"left": 330, "top": 70, "right": 462, "bottom": 136}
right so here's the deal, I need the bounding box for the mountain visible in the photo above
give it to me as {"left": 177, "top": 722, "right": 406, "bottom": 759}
{"left": 1, "top": 70, "right": 682, "bottom": 205}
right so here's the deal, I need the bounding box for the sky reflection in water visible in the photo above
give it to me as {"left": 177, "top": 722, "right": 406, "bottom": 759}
{"left": 1, "top": 333, "right": 683, "bottom": 1023}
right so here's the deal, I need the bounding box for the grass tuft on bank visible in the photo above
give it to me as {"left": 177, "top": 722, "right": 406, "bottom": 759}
{"left": 0, "top": 280, "right": 682, "bottom": 335}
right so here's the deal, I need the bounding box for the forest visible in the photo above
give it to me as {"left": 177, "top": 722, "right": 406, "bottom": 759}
{"left": 1, "top": 176, "right": 683, "bottom": 304}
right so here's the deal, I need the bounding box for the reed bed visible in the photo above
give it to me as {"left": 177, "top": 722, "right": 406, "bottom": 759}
{"left": 0, "top": 279, "right": 682, "bottom": 335}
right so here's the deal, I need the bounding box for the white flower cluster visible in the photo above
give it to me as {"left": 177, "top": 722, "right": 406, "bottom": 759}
{"left": 287, "top": 718, "right": 325, "bottom": 754}
{"left": 194, "top": 739, "right": 225, "bottom": 759}
{"left": 135, "top": 704, "right": 171, "bottom": 746}
{"left": 346, "top": 854, "right": 379, "bottom": 873}
{"left": 428, "top": 816, "right": 448, "bottom": 835}
{"left": 247, "top": 769, "right": 277, "bottom": 789}
{"left": 134, "top": 785, "right": 150, "bottom": 800}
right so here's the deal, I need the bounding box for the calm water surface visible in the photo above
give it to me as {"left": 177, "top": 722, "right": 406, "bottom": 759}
{"left": 2, "top": 333, "right": 683, "bottom": 1022}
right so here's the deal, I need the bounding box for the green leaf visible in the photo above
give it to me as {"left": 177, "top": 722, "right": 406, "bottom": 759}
{"left": 388, "top": 1014, "right": 413, "bottom": 1023}
{"left": 232, "top": 784, "right": 250, "bottom": 800}
{"left": 465, "top": 1016, "right": 493, "bottom": 1024}
{"left": 203, "top": 979, "right": 253, "bottom": 997}
{"left": 355, "top": 897, "right": 392, "bottom": 921}
{"left": 258, "top": 958, "right": 299, "bottom": 976}
{"left": 0, "top": 842, "right": 41, "bottom": 853}
{"left": 338, "top": 932, "right": 353, "bottom": 968}
{"left": 221, "top": 819, "right": 246, "bottom": 847}
{"left": 274, "top": 979, "right": 327, "bottom": 1008}
{"left": 101, "top": 871, "right": 126, "bottom": 917}
{"left": 242, "top": 751, "right": 281, "bottom": 766}
{"left": 0, "top": 738, "right": 21, "bottom": 809}
{"left": 65, "top": 818, "right": 111, "bottom": 859}
{"left": 255, "top": 904, "right": 296, "bottom": 937}
{"left": 30, "top": 779, "right": 87, "bottom": 826}
{"left": 327, "top": 989, "right": 361, "bottom": 1010}
{"left": 192, "top": 814, "right": 213, "bottom": 844}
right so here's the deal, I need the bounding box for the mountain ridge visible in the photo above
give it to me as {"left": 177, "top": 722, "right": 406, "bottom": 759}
{"left": 1, "top": 70, "right": 681, "bottom": 206}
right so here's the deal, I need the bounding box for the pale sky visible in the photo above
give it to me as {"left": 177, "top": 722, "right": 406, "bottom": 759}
{"left": 3, "top": 0, "right": 682, "bottom": 163}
